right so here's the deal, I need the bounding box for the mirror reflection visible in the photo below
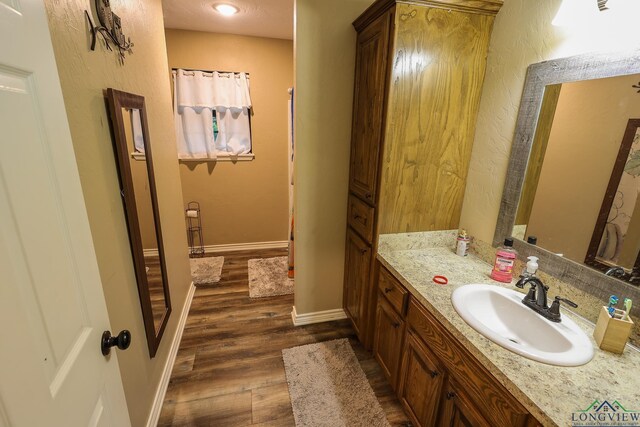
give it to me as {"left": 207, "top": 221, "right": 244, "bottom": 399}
{"left": 122, "top": 108, "right": 167, "bottom": 330}
{"left": 514, "top": 73, "right": 640, "bottom": 282}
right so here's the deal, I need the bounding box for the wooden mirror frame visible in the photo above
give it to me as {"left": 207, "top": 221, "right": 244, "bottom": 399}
{"left": 106, "top": 88, "right": 171, "bottom": 358}
{"left": 494, "top": 49, "right": 640, "bottom": 305}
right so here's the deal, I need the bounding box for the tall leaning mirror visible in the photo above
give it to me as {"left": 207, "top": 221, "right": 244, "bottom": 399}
{"left": 495, "top": 50, "right": 640, "bottom": 306}
{"left": 106, "top": 88, "right": 171, "bottom": 358}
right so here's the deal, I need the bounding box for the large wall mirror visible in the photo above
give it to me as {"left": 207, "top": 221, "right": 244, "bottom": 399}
{"left": 495, "top": 50, "right": 640, "bottom": 308}
{"left": 106, "top": 88, "right": 171, "bottom": 358}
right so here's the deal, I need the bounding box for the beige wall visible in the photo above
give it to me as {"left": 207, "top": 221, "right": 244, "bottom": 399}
{"left": 294, "top": 0, "right": 374, "bottom": 314}
{"left": 525, "top": 76, "right": 640, "bottom": 262}
{"left": 165, "top": 30, "right": 293, "bottom": 246}
{"left": 459, "top": 0, "right": 640, "bottom": 244}
{"left": 44, "top": 1, "right": 191, "bottom": 425}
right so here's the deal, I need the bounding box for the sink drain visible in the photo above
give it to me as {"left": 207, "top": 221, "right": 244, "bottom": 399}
{"left": 507, "top": 338, "right": 520, "bottom": 344}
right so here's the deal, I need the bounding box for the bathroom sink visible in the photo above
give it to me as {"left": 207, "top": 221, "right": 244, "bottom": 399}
{"left": 451, "top": 284, "right": 594, "bottom": 366}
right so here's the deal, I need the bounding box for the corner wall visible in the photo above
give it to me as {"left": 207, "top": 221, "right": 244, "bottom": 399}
{"left": 459, "top": 0, "right": 640, "bottom": 244}
{"left": 293, "top": 0, "right": 374, "bottom": 315}
{"left": 44, "top": 0, "right": 191, "bottom": 425}
{"left": 165, "top": 30, "right": 293, "bottom": 247}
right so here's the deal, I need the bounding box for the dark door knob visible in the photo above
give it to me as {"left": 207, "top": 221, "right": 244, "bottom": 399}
{"left": 101, "top": 330, "right": 131, "bottom": 356}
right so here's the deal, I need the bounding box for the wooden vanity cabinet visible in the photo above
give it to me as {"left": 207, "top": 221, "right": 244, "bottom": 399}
{"left": 343, "top": 229, "right": 373, "bottom": 337}
{"left": 343, "top": 0, "right": 502, "bottom": 350}
{"left": 374, "top": 264, "right": 536, "bottom": 427}
{"left": 438, "top": 378, "right": 492, "bottom": 427}
{"left": 398, "top": 329, "right": 446, "bottom": 426}
{"left": 373, "top": 295, "right": 404, "bottom": 389}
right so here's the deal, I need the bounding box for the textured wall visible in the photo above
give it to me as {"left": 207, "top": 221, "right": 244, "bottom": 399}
{"left": 294, "top": 0, "right": 374, "bottom": 314}
{"left": 165, "top": 30, "right": 293, "bottom": 247}
{"left": 44, "top": 0, "right": 191, "bottom": 425}
{"left": 459, "top": 0, "right": 640, "bottom": 244}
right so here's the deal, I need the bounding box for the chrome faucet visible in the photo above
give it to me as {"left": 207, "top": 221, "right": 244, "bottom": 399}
{"left": 515, "top": 276, "right": 577, "bottom": 322}
{"left": 605, "top": 266, "right": 625, "bottom": 278}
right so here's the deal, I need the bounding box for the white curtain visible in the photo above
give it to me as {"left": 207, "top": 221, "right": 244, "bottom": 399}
{"left": 130, "top": 109, "right": 144, "bottom": 153}
{"left": 173, "top": 69, "right": 252, "bottom": 159}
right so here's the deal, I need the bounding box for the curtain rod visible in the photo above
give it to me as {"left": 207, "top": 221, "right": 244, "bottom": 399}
{"left": 171, "top": 68, "right": 250, "bottom": 78}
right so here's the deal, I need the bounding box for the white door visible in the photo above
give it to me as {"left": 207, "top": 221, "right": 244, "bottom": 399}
{"left": 0, "top": 0, "right": 131, "bottom": 426}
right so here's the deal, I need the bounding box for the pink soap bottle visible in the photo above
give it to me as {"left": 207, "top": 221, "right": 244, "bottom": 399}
{"left": 491, "top": 238, "right": 517, "bottom": 283}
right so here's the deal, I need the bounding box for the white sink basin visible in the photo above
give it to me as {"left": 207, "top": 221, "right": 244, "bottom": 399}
{"left": 451, "top": 284, "right": 594, "bottom": 366}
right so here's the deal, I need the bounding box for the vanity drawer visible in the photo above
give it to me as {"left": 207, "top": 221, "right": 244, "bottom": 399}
{"left": 347, "top": 194, "right": 375, "bottom": 243}
{"left": 378, "top": 266, "right": 408, "bottom": 316}
{"left": 407, "top": 298, "right": 530, "bottom": 427}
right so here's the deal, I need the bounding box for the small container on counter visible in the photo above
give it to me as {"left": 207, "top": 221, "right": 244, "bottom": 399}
{"left": 593, "top": 306, "right": 634, "bottom": 354}
{"left": 456, "top": 229, "right": 470, "bottom": 257}
{"left": 490, "top": 238, "right": 518, "bottom": 283}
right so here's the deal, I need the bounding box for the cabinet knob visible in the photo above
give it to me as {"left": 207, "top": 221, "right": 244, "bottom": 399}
{"left": 446, "top": 391, "right": 456, "bottom": 400}
{"left": 392, "top": 322, "right": 400, "bottom": 329}
{"left": 353, "top": 214, "right": 362, "bottom": 220}
{"left": 430, "top": 370, "right": 439, "bottom": 378}
{"left": 384, "top": 287, "right": 392, "bottom": 294}
{"left": 360, "top": 248, "right": 368, "bottom": 255}
{"left": 365, "top": 192, "right": 372, "bottom": 199}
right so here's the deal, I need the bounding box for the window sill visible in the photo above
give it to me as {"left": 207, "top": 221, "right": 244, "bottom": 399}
{"left": 130, "top": 153, "right": 255, "bottom": 162}
{"left": 179, "top": 153, "right": 255, "bottom": 163}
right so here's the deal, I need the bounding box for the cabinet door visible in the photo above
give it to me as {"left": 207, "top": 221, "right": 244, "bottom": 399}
{"left": 343, "top": 227, "right": 372, "bottom": 338}
{"left": 407, "top": 299, "right": 530, "bottom": 426}
{"left": 373, "top": 294, "right": 404, "bottom": 390}
{"left": 349, "top": 12, "right": 391, "bottom": 204}
{"left": 398, "top": 330, "right": 446, "bottom": 427}
{"left": 438, "top": 379, "right": 492, "bottom": 427}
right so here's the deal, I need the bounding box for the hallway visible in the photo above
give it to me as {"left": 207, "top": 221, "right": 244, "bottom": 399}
{"left": 158, "top": 248, "right": 410, "bottom": 426}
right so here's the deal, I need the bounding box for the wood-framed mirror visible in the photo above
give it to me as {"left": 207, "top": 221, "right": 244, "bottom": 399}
{"left": 494, "top": 49, "right": 640, "bottom": 307}
{"left": 106, "top": 88, "right": 171, "bottom": 358}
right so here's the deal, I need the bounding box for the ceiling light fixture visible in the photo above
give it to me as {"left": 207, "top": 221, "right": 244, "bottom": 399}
{"left": 213, "top": 3, "right": 239, "bottom": 16}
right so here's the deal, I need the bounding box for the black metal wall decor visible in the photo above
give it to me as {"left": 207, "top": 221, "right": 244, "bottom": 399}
{"left": 85, "top": 0, "right": 134, "bottom": 63}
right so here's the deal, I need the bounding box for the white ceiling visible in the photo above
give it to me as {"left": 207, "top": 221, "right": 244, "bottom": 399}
{"left": 162, "top": 0, "right": 294, "bottom": 40}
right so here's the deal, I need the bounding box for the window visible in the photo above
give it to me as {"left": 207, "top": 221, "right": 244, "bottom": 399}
{"left": 173, "top": 69, "right": 253, "bottom": 161}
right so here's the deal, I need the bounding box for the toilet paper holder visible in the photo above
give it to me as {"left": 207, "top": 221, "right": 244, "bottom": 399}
{"left": 186, "top": 201, "right": 205, "bottom": 257}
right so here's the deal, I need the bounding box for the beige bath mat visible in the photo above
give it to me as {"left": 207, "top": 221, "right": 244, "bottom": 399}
{"left": 282, "top": 338, "right": 390, "bottom": 427}
{"left": 248, "top": 256, "right": 294, "bottom": 298}
{"left": 190, "top": 256, "right": 224, "bottom": 285}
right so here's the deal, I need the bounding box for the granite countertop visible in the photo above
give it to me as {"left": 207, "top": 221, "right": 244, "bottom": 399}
{"left": 377, "top": 231, "right": 640, "bottom": 427}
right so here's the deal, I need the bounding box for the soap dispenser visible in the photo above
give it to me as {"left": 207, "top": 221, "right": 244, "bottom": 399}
{"left": 520, "top": 256, "right": 539, "bottom": 303}
{"left": 524, "top": 256, "right": 539, "bottom": 277}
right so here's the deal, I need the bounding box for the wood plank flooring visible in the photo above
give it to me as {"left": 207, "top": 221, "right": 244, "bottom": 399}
{"left": 158, "top": 248, "right": 411, "bottom": 426}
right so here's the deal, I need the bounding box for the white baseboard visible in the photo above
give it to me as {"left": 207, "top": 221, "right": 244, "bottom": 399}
{"left": 291, "top": 306, "right": 347, "bottom": 326}
{"left": 146, "top": 282, "right": 196, "bottom": 427}
{"left": 191, "top": 240, "right": 289, "bottom": 254}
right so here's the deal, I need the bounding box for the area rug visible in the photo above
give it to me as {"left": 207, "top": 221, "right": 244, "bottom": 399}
{"left": 189, "top": 256, "right": 224, "bottom": 286}
{"left": 248, "top": 256, "right": 294, "bottom": 298}
{"left": 282, "top": 339, "right": 390, "bottom": 427}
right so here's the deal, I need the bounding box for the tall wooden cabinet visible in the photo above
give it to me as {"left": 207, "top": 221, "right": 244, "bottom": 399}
{"left": 343, "top": 0, "right": 503, "bottom": 348}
